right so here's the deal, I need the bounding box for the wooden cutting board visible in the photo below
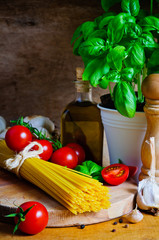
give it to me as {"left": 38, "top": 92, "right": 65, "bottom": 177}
{"left": 0, "top": 168, "right": 137, "bottom": 227}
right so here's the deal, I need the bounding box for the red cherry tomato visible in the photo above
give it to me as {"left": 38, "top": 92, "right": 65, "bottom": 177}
{"left": 128, "top": 166, "right": 138, "bottom": 178}
{"left": 32, "top": 140, "right": 53, "bottom": 161}
{"left": 5, "top": 125, "right": 32, "bottom": 152}
{"left": 66, "top": 143, "right": 85, "bottom": 165}
{"left": 50, "top": 146, "right": 78, "bottom": 169}
{"left": 14, "top": 201, "right": 48, "bottom": 235}
{"left": 101, "top": 163, "right": 129, "bottom": 186}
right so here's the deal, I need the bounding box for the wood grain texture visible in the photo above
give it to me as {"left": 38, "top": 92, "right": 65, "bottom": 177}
{"left": 0, "top": 168, "right": 137, "bottom": 227}
{"left": 140, "top": 74, "right": 159, "bottom": 181}
{"left": 0, "top": 0, "right": 106, "bottom": 131}
{"left": 1, "top": 212, "right": 159, "bottom": 240}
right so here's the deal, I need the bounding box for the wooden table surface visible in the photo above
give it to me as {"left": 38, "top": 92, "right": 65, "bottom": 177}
{"left": 0, "top": 213, "right": 159, "bottom": 240}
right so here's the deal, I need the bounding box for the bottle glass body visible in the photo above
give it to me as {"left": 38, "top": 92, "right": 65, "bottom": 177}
{"left": 61, "top": 81, "right": 103, "bottom": 165}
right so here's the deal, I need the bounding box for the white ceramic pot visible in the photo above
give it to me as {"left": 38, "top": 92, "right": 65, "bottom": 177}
{"left": 98, "top": 104, "right": 147, "bottom": 182}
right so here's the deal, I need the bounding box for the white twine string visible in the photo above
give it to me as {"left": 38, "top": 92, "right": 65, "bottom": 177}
{"left": 4, "top": 141, "right": 43, "bottom": 177}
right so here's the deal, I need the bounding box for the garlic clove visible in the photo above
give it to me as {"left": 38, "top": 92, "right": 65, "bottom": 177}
{"left": 136, "top": 182, "right": 150, "bottom": 210}
{"left": 123, "top": 207, "right": 143, "bottom": 223}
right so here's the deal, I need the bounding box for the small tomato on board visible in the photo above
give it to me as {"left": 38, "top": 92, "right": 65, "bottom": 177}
{"left": 101, "top": 163, "right": 129, "bottom": 186}
{"left": 50, "top": 146, "right": 78, "bottom": 169}
{"left": 66, "top": 143, "right": 85, "bottom": 165}
{"left": 6, "top": 201, "right": 48, "bottom": 235}
{"left": 118, "top": 159, "right": 138, "bottom": 178}
{"left": 32, "top": 140, "right": 53, "bottom": 161}
{"left": 5, "top": 125, "right": 32, "bottom": 152}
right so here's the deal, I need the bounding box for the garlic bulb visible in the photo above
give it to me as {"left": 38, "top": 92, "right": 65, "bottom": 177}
{"left": 24, "top": 115, "right": 55, "bottom": 133}
{"left": 123, "top": 206, "right": 143, "bottom": 223}
{"left": 137, "top": 137, "right": 159, "bottom": 211}
{"left": 137, "top": 177, "right": 159, "bottom": 210}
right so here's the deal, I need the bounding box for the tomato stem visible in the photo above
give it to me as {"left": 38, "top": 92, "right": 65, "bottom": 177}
{"left": 5, "top": 204, "right": 35, "bottom": 234}
{"left": 11, "top": 117, "right": 62, "bottom": 150}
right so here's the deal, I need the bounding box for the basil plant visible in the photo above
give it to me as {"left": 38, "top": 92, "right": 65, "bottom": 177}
{"left": 71, "top": 0, "right": 159, "bottom": 118}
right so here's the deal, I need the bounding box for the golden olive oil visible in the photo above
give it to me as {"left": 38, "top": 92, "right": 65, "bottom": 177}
{"left": 61, "top": 68, "right": 103, "bottom": 165}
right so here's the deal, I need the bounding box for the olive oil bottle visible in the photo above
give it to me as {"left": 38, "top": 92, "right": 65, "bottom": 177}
{"left": 61, "top": 67, "right": 103, "bottom": 165}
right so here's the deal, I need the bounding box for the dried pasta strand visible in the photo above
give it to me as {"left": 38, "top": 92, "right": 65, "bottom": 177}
{"left": 0, "top": 140, "right": 110, "bottom": 214}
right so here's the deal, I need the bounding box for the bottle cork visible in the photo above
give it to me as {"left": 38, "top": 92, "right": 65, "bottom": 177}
{"left": 75, "top": 67, "right": 90, "bottom": 93}
{"left": 76, "top": 67, "right": 84, "bottom": 80}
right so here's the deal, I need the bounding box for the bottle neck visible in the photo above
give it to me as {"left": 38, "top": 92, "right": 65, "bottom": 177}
{"left": 75, "top": 80, "right": 92, "bottom": 102}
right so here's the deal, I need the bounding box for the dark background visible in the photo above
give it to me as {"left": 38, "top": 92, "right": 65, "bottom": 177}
{"left": 0, "top": 0, "right": 158, "bottom": 131}
{"left": 0, "top": 0, "right": 106, "bottom": 132}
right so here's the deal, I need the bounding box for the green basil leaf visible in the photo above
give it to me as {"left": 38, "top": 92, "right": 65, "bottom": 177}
{"left": 101, "top": 0, "right": 121, "bottom": 12}
{"left": 121, "top": 0, "right": 140, "bottom": 16}
{"left": 125, "top": 15, "right": 136, "bottom": 23}
{"left": 82, "top": 55, "right": 110, "bottom": 86}
{"left": 82, "top": 161, "right": 103, "bottom": 174}
{"left": 75, "top": 161, "right": 104, "bottom": 182}
{"left": 141, "top": 16, "right": 159, "bottom": 31}
{"left": 105, "top": 70, "right": 121, "bottom": 82}
{"left": 92, "top": 171, "right": 104, "bottom": 183}
{"left": 99, "top": 16, "right": 115, "bottom": 29}
{"left": 99, "top": 70, "right": 121, "bottom": 89}
{"left": 71, "top": 24, "right": 82, "bottom": 45}
{"left": 147, "top": 49, "right": 159, "bottom": 69}
{"left": 124, "top": 43, "right": 145, "bottom": 68}
{"left": 125, "top": 23, "right": 142, "bottom": 39}
{"left": 88, "top": 163, "right": 103, "bottom": 175}
{"left": 81, "top": 21, "right": 97, "bottom": 40}
{"left": 138, "top": 33, "right": 158, "bottom": 48}
{"left": 88, "top": 30, "right": 107, "bottom": 40}
{"left": 107, "top": 13, "right": 128, "bottom": 43}
{"left": 75, "top": 165, "right": 90, "bottom": 175}
{"left": 81, "top": 56, "right": 95, "bottom": 67}
{"left": 94, "top": 15, "right": 104, "bottom": 26}
{"left": 98, "top": 76, "right": 109, "bottom": 89}
{"left": 121, "top": 67, "right": 135, "bottom": 81}
{"left": 95, "top": 12, "right": 116, "bottom": 28}
{"left": 107, "top": 46, "right": 126, "bottom": 71}
{"left": 118, "top": 39, "right": 136, "bottom": 49}
{"left": 73, "top": 36, "right": 84, "bottom": 56}
{"left": 113, "top": 81, "right": 136, "bottom": 118}
{"left": 79, "top": 38, "right": 107, "bottom": 57}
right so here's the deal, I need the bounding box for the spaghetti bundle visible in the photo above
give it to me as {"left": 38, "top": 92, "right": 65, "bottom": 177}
{"left": 0, "top": 140, "right": 110, "bottom": 215}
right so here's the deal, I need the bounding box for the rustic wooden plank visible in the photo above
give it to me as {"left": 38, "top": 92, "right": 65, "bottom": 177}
{"left": 0, "top": 0, "right": 105, "bottom": 130}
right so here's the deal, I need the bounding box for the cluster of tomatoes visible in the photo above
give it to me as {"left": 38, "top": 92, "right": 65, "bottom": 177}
{"left": 5, "top": 124, "right": 86, "bottom": 235}
{"left": 5, "top": 124, "right": 85, "bottom": 169}
{"left": 5, "top": 124, "right": 138, "bottom": 185}
{"left": 4, "top": 123, "right": 138, "bottom": 235}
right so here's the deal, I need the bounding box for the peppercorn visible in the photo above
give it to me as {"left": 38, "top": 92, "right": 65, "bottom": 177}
{"left": 119, "top": 218, "right": 123, "bottom": 223}
{"left": 80, "top": 224, "right": 85, "bottom": 229}
{"left": 111, "top": 229, "right": 116, "bottom": 232}
{"left": 113, "top": 221, "right": 118, "bottom": 225}
{"left": 124, "top": 224, "right": 129, "bottom": 228}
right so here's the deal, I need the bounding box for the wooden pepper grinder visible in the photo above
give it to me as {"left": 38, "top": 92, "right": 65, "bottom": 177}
{"left": 139, "top": 73, "right": 159, "bottom": 182}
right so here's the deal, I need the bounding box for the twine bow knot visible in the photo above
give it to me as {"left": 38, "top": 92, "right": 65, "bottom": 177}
{"left": 4, "top": 142, "right": 43, "bottom": 177}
